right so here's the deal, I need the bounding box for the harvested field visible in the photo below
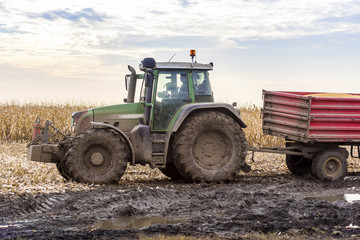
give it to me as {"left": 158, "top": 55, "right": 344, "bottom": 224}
{"left": 1, "top": 103, "right": 360, "bottom": 239}
{"left": 1, "top": 142, "right": 360, "bottom": 239}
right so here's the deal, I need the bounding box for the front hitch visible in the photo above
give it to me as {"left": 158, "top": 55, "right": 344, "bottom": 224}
{"left": 27, "top": 118, "right": 70, "bottom": 163}
{"left": 29, "top": 119, "right": 67, "bottom": 146}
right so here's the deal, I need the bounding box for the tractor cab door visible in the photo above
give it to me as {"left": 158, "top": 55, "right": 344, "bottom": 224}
{"left": 153, "top": 70, "right": 191, "bottom": 130}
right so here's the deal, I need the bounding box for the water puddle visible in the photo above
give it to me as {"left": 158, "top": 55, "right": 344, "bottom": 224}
{"left": 89, "top": 215, "right": 188, "bottom": 231}
{"left": 305, "top": 194, "right": 360, "bottom": 203}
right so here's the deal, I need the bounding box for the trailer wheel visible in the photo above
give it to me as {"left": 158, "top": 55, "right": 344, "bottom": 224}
{"left": 159, "top": 162, "right": 184, "bottom": 180}
{"left": 311, "top": 148, "right": 348, "bottom": 182}
{"left": 285, "top": 155, "right": 311, "bottom": 175}
{"left": 67, "top": 129, "right": 129, "bottom": 184}
{"left": 172, "top": 111, "right": 247, "bottom": 182}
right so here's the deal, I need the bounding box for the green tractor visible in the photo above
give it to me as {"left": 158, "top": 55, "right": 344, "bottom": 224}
{"left": 27, "top": 51, "right": 249, "bottom": 184}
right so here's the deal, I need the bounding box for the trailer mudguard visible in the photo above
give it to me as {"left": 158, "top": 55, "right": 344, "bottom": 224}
{"left": 90, "top": 122, "right": 135, "bottom": 165}
{"left": 169, "top": 102, "right": 247, "bottom": 133}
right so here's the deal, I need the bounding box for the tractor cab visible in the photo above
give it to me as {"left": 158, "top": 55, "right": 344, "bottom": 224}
{"left": 148, "top": 61, "right": 214, "bottom": 130}
{"left": 126, "top": 50, "right": 214, "bottom": 131}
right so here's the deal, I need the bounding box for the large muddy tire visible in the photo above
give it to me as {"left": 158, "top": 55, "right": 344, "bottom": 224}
{"left": 159, "top": 162, "right": 184, "bottom": 181}
{"left": 56, "top": 160, "right": 71, "bottom": 181}
{"left": 172, "top": 111, "right": 247, "bottom": 182}
{"left": 66, "top": 129, "right": 129, "bottom": 184}
{"left": 311, "top": 148, "right": 348, "bottom": 182}
{"left": 285, "top": 155, "right": 311, "bottom": 175}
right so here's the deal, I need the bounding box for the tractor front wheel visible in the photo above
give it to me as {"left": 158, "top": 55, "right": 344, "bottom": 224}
{"left": 56, "top": 160, "right": 71, "bottom": 181}
{"left": 66, "top": 129, "right": 129, "bottom": 184}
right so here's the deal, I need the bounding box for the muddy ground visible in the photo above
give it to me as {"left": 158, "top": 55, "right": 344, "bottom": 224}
{"left": 1, "top": 172, "right": 360, "bottom": 239}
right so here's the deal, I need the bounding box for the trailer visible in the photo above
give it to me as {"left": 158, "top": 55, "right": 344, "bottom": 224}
{"left": 252, "top": 90, "right": 360, "bottom": 181}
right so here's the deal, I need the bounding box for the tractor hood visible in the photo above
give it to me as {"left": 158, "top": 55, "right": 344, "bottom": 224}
{"left": 72, "top": 103, "right": 144, "bottom": 137}
{"left": 91, "top": 102, "right": 145, "bottom": 136}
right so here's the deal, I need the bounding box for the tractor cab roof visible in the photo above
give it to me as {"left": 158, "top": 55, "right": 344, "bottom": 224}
{"left": 155, "top": 62, "right": 213, "bottom": 70}
{"left": 139, "top": 59, "right": 213, "bottom": 71}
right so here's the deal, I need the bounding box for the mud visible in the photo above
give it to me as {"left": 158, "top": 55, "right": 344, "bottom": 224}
{"left": 1, "top": 173, "right": 360, "bottom": 239}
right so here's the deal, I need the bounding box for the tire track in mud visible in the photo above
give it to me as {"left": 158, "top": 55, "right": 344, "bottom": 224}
{"left": 0, "top": 193, "right": 71, "bottom": 218}
{"left": 1, "top": 175, "right": 360, "bottom": 239}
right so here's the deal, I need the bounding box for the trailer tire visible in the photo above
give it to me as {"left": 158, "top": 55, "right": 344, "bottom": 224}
{"left": 172, "top": 111, "right": 247, "bottom": 182}
{"left": 159, "top": 162, "right": 184, "bottom": 181}
{"left": 285, "top": 155, "right": 311, "bottom": 175}
{"left": 66, "top": 129, "right": 129, "bottom": 184}
{"left": 311, "top": 148, "right": 348, "bottom": 182}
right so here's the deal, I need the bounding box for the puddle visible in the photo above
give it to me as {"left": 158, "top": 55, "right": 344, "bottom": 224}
{"left": 305, "top": 194, "right": 360, "bottom": 203}
{"left": 89, "top": 215, "right": 188, "bottom": 230}
{"left": 344, "top": 194, "right": 360, "bottom": 203}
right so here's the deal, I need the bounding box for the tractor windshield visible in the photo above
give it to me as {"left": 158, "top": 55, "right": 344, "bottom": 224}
{"left": 192, "top": 70, "right": 212, "bottom": 96}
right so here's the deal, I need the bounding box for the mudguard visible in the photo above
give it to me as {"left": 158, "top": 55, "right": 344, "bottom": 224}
{"left": 170, "top": 102, "right": 247, "bottom": 133}
{"left": 91, "top": 122, "right": 135, "bottom": 165}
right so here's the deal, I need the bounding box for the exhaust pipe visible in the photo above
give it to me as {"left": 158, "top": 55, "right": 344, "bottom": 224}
{"left": 127, "top": 65, "right": 137, "bottom": 103}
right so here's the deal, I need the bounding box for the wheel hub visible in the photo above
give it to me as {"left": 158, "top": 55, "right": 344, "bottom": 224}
{"left": 324, "top": 158, "right": 340, "bottom": 176}
{"left": 90, "top": 152, "right": 105, "bottom": 166}
{"left": 193, "top": 131, "right": 229, "bottom": 170}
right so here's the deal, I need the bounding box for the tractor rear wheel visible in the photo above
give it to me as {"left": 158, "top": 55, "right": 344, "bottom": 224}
{"left": 66, "top": 129, "right": 129, "bottom": 184}
{"left": 159, "top": 162, "right": 184, "bottom": 181}
{"left": 172, "top": 111, "right": 247, "bottom": 182}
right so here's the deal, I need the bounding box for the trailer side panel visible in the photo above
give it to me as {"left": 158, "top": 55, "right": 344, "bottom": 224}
{"left": 262, "top": 90, "right": 360, "bottom": 143}
{"left": 262, "top": 90, "right": 311, "bottom": 142}
{"left": 309, "top": 97, "right": 360, "bottom": 142}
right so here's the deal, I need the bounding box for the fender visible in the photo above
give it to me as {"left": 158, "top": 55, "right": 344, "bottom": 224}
{"left": 90, "top": 122, "right": 135, "bottom": 165}
{"left": 169, "top": 102, "right": 247, "bottom": 133}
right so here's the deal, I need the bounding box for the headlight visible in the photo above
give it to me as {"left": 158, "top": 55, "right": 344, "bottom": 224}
{"left": 71, "top": 110, "right": 88, "bottom": 127}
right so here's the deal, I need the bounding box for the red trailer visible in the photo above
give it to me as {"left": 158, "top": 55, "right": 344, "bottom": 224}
{"left": 253, "top": 90, "right": 360, "bottom": 182}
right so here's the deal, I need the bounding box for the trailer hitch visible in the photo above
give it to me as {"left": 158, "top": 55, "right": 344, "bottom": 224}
{"left": 247, "top": 146, "right": 303, "bottom": 162}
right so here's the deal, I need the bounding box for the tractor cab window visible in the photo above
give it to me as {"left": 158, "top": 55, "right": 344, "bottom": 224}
{"left": 156, "top": 71, "right": 189, "bottom": 99}
{"left": 192, "top": 70, "right": 212, "bottom": 96}
{"left": 153, "top": 70, "right": 189, "bottom": 130}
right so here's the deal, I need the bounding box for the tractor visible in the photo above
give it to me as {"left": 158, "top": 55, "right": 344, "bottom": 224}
{"left": 27, "top": 50, "right": 249, "bottom": 183}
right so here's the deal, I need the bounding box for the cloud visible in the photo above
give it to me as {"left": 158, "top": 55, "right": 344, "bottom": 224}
{"left": 320, "top": 14, "right": 360, "bottom": 24}
{"left": 179, "top": 0, "right": 192, "bottom": 7}
{"left": 2, "top": 1, "right": 360, "bottom": 71}
{"left": 97, "top": 54, "right": 126, "bottom": 66}
{"left": 0, "top": 24, "right": 24, "bottom": 34}
{"left": 95, "top": 34, "right": 223, "bottom": 49}
{"left": 28, "top": 8, "right": 109, "bottom": 23}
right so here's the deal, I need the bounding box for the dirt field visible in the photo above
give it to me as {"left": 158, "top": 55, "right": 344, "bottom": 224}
{"left": 1, "top": 143, "right": 360, "bottom": 239}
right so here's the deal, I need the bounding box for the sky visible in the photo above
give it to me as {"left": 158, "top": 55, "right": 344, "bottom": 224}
{"left": 1, "top": 0, "right": 360, "bottom": 105}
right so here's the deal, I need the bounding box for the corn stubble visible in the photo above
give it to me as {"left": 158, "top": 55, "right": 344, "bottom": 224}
{"left": 0, "top": 103, "right": 359, "bottom": 194}
{"left": 0, "top": 102, "right": 92, "bottom": 142}
{"left": 0, "top": 102, "right": 283, "bottom": 146}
